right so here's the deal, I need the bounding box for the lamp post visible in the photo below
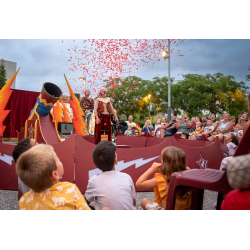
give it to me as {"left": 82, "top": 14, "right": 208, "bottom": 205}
{"left": 162, "top": 39, "right": 171, "bottom": 123}
{"left": 147, "top": 94, "right": 151, "bottom": 120}
{"left": 79, "top": 77, "right": 86, "bottom": 92}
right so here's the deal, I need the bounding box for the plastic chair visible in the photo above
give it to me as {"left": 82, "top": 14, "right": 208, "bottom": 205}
{"left": 166, "top": 168, "right": 232, "bottom": 210}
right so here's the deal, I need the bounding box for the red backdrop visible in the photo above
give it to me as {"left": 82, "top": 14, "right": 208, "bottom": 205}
{"left": 1, "top": 88, "right": 40, "bottom": 138}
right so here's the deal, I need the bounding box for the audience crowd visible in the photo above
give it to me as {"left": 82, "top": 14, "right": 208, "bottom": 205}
{"left": 8, "top": 93, "right": 250, "bottom": 210}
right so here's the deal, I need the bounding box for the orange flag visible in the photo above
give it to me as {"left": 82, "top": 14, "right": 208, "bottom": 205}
{"left": 0, "top": 68, "right": 20, "bottom": 135}
{"left": 60, "top": 100, "right": 72, "bottom": 123}
{"left": 52, "top": 100, "right": 63, "bottom": 128}
{"left": 64, "top": 74, "right": 86, "bottom": 136}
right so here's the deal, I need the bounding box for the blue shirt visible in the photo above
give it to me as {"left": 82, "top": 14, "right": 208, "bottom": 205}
{"left": 142, "top": 127, "right": 152, "bottom": 133}
{"left": 165, "top": 122, "right": 177, "bottom": 134}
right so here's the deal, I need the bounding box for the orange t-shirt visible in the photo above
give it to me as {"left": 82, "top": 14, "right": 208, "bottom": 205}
{"left": 153, "top": 173, "right": 192, "bottom": 210}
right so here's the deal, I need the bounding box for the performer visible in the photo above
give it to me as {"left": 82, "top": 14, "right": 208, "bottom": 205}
{"left": 80, "top": 89, "right": 94, "bottom": 134}
{"left": 94, "top": 89, "right": 118, "bottom": 144}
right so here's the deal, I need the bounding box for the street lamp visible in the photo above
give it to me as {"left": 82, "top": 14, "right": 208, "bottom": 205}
{"left": 162, "top": 39, "right": 171, "bottom": 123}
{"left": 79, "top": 77, "right": 86, "bottom": 92}
{"left": 147, "top": 94, "right": 151, "bottom": 120}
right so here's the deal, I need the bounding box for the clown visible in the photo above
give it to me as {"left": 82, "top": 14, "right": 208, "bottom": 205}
{"left": 94, "top": 89, "right": 118, "bottom": 144}
{"left": 80, "top": 89, "right": 94, "bottom": 134}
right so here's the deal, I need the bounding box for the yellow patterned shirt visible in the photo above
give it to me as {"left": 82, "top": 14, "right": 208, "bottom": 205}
{"left": 19, "top": 182, "right": 91, "bottom": 210}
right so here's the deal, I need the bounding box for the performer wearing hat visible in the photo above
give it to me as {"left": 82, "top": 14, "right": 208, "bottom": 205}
{"left": 80, "top": 89, "right": 94, "bottom": 134}
{"left": 94, "top": 89, "right": 118, "bottom": 144}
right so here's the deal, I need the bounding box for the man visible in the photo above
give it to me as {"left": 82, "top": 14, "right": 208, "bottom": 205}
{"left": 160, "top": 116, "right": 178, "bottom": 138}
{"left": 126, "top": 115, "right": 136, "bottom": 127}
{"left": 80, "top": 89, "right": 94, "bottom": 134}
{"left": 94, "top": 89, "right": 119, "bottom": 144}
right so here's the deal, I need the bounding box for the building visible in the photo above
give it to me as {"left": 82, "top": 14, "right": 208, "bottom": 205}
{"left": 1, "top": 59, "right": 17, "bottom": 89}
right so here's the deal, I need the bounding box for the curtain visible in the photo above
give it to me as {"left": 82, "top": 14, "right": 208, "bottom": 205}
{"left": 1, "top": 88, "right": 40, "bottom": 138}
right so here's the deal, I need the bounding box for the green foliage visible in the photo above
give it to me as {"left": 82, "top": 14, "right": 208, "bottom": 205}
{"left": 172, "top": 73, "right": 249, "bottom": 117}
{"left": 0, "top": 58, "right": 7, "bottom": 88}
{"left": 246, "top": 66, "right": 250, "bottom": 81}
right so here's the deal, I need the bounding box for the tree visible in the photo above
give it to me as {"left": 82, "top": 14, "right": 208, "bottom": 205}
{"left": 172, "top": 73, "right": 249, "bottom": 117}
{"left": 0, "top": 59, "right": 7, "bottom": 88}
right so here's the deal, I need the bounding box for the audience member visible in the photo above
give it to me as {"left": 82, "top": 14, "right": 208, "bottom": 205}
{"left": 155, "top": 118, "right": 162, "bottom": 137}
{"left": 230, "top": 116, "right": 236, "bottom": 127}
{"left": 193, "top": 122, "right": 203, "bottom": 136}
{"left": 176, "top": 115, "right": 192, "bottom": 138}
{"left": 209, "top": 113, "right": 233, "bottom": 142}
{"left": 84, "top": 141, "right": 136, "bottom": 210}
{"left": 12, "top": 138, "right": 38, "bottom": 200}
{"left": 161, "top": 117, "right": 167, "bottom": 126}
{"left": 136, "top": 146, "right": 191, "bottom": 210}
{"left": 124, "top": 126, "right": 133, "bottom": 136}
{"left": 210, "top": 114, "right": 219, "bottom": 132}
{"left": 238, "top": 130, "right": 243, "bottom": 144}
{"left": 188, "top": 135, "right": 196, "bottom": 140}
{"left": 160, "top": 116, "right": 177, "bottom": 138}
{"left": 17, "top": 144, "right": 91, "bottom": 210}
{"left": 180, "top": 133, "right": 187, "bottom": 139}
{"left": 141, "top": 120, "right": 152, "bottom": 135}
{"left": 202, "top": 120, "right": 214, "bottom": 137}
{"left": 243, "top": 93, "right": 250, "bottom": 134}
{"left": 201, "top": 116, "right": 207, "bottom": 127}
{"left": 225, "top": 133, "right": 238, "bottom": 156}
{"left": 234, "top": 113, "right": 248, "bottom": 132}
{"left": 126, "top": 115, "right": 136, "bottom": 127}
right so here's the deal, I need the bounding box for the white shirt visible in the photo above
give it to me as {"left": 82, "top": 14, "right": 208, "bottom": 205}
{"left": 155, "top": 124, "right": 162, "bottom": 134}
{"left": 85, "top": 171, "right": 136, "bottom": 210}
{"left": 227, "top": 142, "right": 236, "bottom": 156}
{"left": 204, "top": 125, "right": 214, "bottom": 133}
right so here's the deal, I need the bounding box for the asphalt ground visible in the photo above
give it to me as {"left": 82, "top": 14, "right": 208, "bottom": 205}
{"left": 0, "top": 189, "right": 217, "bottom": 210}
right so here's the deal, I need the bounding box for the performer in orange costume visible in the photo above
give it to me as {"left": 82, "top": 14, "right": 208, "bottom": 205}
{"left": 94, "top": 89, "right": 118, "bottom": 144}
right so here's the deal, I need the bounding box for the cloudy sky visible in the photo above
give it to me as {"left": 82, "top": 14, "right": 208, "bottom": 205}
{"left": 0, "top": 39, "right": 249, "bottom": 98}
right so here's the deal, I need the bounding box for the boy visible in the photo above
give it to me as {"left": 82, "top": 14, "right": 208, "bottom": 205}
{"left": 84, "top": 141, "right": 136, "bottom": 210}
{"left": 141, "top": 120, "right": 152, "bottom": 135}
{"left": 16, "top": 144, "right": 91, "bottom": 210}
{"left": 202, "top": 120, "right": 214, "bottom": 137}
{"left": 124, "top": 126, "right": 133, "bottom": 136}
{"left": 12, "top": 138, "right": 38, "bottom": 200}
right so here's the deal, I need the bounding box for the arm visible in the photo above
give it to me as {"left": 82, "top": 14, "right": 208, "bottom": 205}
{"left": 219, "top": 123, "right": 233, "bottom": 134}
{"left": 213, "top": 122, "right": 219, "bottom": 131}
{"left": 243, "top": 121, "right": 250, "bottom": 134}
{"left": 186, "top": 121, "right": 192, "bottom": 129}
{"left": 94, "top": 100, "right": 100, "bottom": 124}
{"left": 176, "top": 122, "right": 181, "bottom": 129}
{"left": 136, "top": 162, "right": 162, "bottom": 189}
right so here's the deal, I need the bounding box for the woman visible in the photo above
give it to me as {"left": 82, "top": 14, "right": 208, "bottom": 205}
{"left": 208, "top": 113, "right": 233, "bottom": 142}
{"left": 176, "top": 115, "right": 192, "bottom": 138}
{"left": 94, "top": 89, "right": 119, "bottom": 144}
{"left": 234, "top": 113, "right": 248, "bottom": 132}
{"left": 210, "top": 114, "right": 219, "bottom": 132}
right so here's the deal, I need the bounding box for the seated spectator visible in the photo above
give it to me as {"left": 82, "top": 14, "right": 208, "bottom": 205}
{"left": 161, "top": 117, "right": 167, "bottom": 127}
{"left": 238, "top": 130, "right": 243, "bottom": 144}
{"left": 234, "top": 113, "right": 248, "bottom": 132}
{"left": 243, "top": 93, "right": 250, "bottom": 135}
{"left": 196, "top": 117, "right": 202, "bottom": 123}
{"left": 176, "top": 115, "right": 192, "bottom": 138}
{"left": 180, "top": 133, "right": 187, "bottom": 139}
{"left": 12, "top": 138, "right": 38, "bottom": 200}
{"left": 210, "top": 114, "right": 219, "bottom": 132}
{"left": 17, "top": 144, "right": 91, "bottom": 210}
{"left": 141, "top": 120, "right": 152, "bottom": 135}
{"left": 226, "top": 133, "right": 238, "bottom": 156}
{"left": 188, "top": 135, "right": 196, "bottom": 140}
{"left": 230, "top": 116, "right": 236, "bottom": 127}
{"left": 202, "top": 120, "right": 214, "bottom": 137}
{"left": 124, "top": 126, "right": 133, "bottom": 136}
{"left": 190, "top": 117, "right": 196, "bottom": 130}
{"left": 126, "top": 115, "right": 136, "bottom": 127}
{"left": 208, "top": 113, "right": 233, "bottom": 142}
{"left": 84, "top": 141, "right": 136, "bottom": 210}
{"left": 143, "top": 119, "right": 154, "bottom": 129}
{"left": 160, "top": 116, "right": 177, "bottom": 138}
{"left": 155, "top": 118, "right": 162, "bottom": 137}
{"left": 136, "top": 146, "right": 191, "bottom": 210}
{"left": 194, "top": 122, "right": 203, "bottom": 136}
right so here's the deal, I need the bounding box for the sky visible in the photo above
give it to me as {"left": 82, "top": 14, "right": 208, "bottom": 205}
{"left": 0, "top": 39, "right": 249, "bottom": 98}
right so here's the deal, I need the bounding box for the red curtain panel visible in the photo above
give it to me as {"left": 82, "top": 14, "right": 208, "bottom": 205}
{"left": 1, "top": 88, "right": 40, "bottom": 138}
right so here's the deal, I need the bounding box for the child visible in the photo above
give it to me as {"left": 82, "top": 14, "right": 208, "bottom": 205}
{"left": 188, "top": 134, "right": 196, "bottom": 140}
{"left": 202, "top": 120, "right": 214, "bottom": 137}
{"left": 17, "top": 144, "right": 91, "bottom": 210}
{"left": 84, "top": 141, "right": 136, "bottom": 210}
{"left": 225, "top": 133, "right": 238, "bottom": 156}
{"left": 136, "top": 146, "right": 191, "bottom": 210}
{"left": 12, "top": 138, "right": 38, "bottom": 200}
{"left": 155, "top": 118, "right": 162, "bottom": 137}
{"left": 194, "top": 122, "right": 203, "bottom": 136}
{"left": 141, "top": 120, "right": 152, "bottom": 135}
{"left": 180, "top": 133, "right": 187, "bottom": 139}
{"left": 124, "top": 126, "right": 133, "bottom": 136}
{"left": 238, "top": 130, "right": 243, "bottom": 144}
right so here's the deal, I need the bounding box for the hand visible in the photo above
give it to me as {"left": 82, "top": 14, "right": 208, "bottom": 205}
{"left": 186, "top": 166, "right": 190, "bottom": 170}
{"left": 212, "top": 132, "right": 217, "bottom": 135}
{"left": 150, "top": 162, "right": 162, "bottom": 172}
{"left": 96, "top": 117, "right": 100, "bottom": 124}
{"left": 115, "top": 117, "right": 119, "bottom": 123}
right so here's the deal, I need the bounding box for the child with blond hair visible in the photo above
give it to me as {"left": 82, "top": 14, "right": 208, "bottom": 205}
{"left": 16, "top": 144, "right": 91, "bottom": 210}
{"left": 136, "top": 146, "right": 191, "bottom": 210}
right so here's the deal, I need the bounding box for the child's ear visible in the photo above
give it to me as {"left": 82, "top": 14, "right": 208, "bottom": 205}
{"left": 51, "top": 170, "right": 60, "bottom": 180}
{"left": 114, "top": 157, "right": 118, "bottom": 165}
